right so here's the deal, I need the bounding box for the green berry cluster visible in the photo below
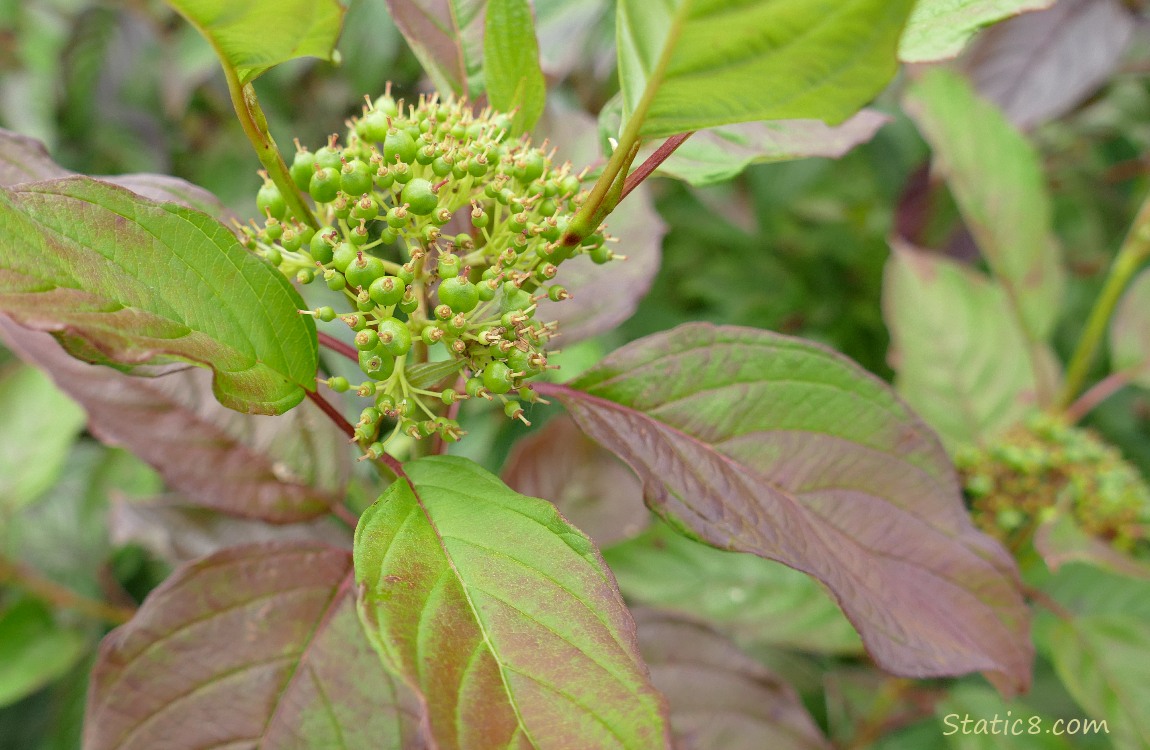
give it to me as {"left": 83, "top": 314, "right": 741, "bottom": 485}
{"left": 241, "top": 86, "right": 616, "bottom": 453}
{"left": 956, "top": 414, "right": 1150, "bottom": 554}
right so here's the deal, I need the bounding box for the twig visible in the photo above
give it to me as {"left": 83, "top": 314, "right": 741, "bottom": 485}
{"left": 1064, "top": 367, "right": 1140, "bottom": 423}
{"left": 0, "top": 555, "right": 136, "bottom": 625}
{"left": 1021, "top": 583, "right": 1075, "bottom": 622}
{"left": 620, "top": 132, "right": 694, "bottom": 201}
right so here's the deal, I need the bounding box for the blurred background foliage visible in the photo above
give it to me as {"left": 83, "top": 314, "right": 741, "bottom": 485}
{"left": 2, "top": 0, "right": 1150, "bottom": 747}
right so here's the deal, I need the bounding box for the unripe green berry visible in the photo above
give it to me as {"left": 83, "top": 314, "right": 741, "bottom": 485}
{"left": 437, "top": 253, "right": 461, "bottom": 279}
{"left": 345, "top": 253, "right": 386, "bottom": 290}
{"left": 386, "top": 205, "right": 409, "bottom": 229}
{"left": 324, "top": 268, "right": 346, "bottom": 291}
{"left": 390, "top": 161, "right": 413, "bottom": 183}
{"left": 296, "top": 268, "right": 315, "bottom": 284}
{"left": 547, "top": 285, "right": 569, "bottom": 302}
{"left": 290, "top": 149, "right": 317, "bottom": 191}
{"left": 441, "top": 388, "right": 458, "bottom": 405}
{"left": 332, "top": 242, "right": 359, "bottom": 273}
{"left": 368, "top": 275, "right": 405, "bottom": 307}
{"left": 314, "top": 306, "right": 337, "bottom": 322}
{"left": 328, "top": 376, "right": 350, "bottom": 393}
{"left": 358, "top": 109, "right": 391, "bottom": 143}
{"left": 257, "top": 181, "right": 287, "bottom": 219}
{"left": 482, "top": 361, "right": 513, "bottom": 395}
{"left": 376, "top": 317, "right": 413, "bottom": 356}
{"left": 314, "top": 145, "right": 343, "bottom": 170}
{"left": 359, "top": 350, "right": 396, "bottom": 380}
{"left": 309, "top": 228, "right": 336, "bottom": 264}
{"left": 309, "top": 167, "right": 341, "bottom": 203}
{"left": 471, "top": 206, "right": 489, "bottom": 228}
{"left": 341, "top": 159, "right": 373, "bottom": 197}
{"left": 438, "top": 275, "right": 479, "bottom": 313}
{"left": 402, "top": 179, "right": 439, "bottom": 216}
{"left": 355, "top": 329, "right": 380, "bottom": 351}
{"left": 383, "top": 128, "right": 418, "bottom": 165}
{"left": 351, "top": 194, "right": 378, "bottom": 221}
{"left": 422, "top": 325, "right": 445, "bottom": 345}
{"left": 280, "top": 227, "right": 302, "bottom": 252}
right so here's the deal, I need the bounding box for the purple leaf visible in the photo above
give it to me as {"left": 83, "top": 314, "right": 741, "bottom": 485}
{"left": 1034, "top": 513, "right": 1150, "bottom": 581}
{"left": 0, "top": 318, "right": 348, "bottom": 523}
{"left": 502, "top": 413, "right": 649, "bottom": 548}
{"left": 537, "top": 323, "right": 1033, "bottom": 694}
{"left": 85, "top": 541, "right": 425, "bottom": 749}
{"left": 960, "top": 0, "right": 1135, "bottom": 130}
{"left": 634, "top": 609, "right": 832, "bottom": 750}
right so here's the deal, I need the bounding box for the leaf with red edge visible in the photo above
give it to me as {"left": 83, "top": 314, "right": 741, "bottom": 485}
{"left": 0, "top": 176, "right": 317, "bottom": 415}
{"left": 0, "top": 318, "right": 348, "bottom": 523}
{"left": 634, "top": 609, "right": 832, "bottom": 750}
{"left": 959, "top": 0, "right": 1135, "bottom": 130}
{"left": 354, "top": 455, "right": 672, "bottom": 749}
{"left": 536, "top": 323, "right": 1033, "bottom": 694}
{"left": 502, "top": 413, "right": 649, "bottom": 548}
{"left": 385, "top": 0, "right": 485, "bottom": 97}
{"left": 85, "top": 541, "right": 425, "bottom": 750}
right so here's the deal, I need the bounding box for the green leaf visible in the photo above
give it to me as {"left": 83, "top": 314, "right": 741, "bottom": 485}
{"left": 483, "top": 0, "right": 546, "bottom": 134}
{"left": 605, "top": 523, "right": 863, "bottom": 654}
{"left": 1049, "top": 615, "right": 1150, "bottom": 749}
{"left": 0, "top": 177, "right": 317, "bottom": 415}
{"left": 0, "top": 598, "right": 88, "bottom": 708}
{"left": 537, "top": 323, "right": 1033, "bottom": 694}
{"left": 616, "top": 0, "right": 917, "bottom": 138}
{"left": 904, "top": 68, "right": 1064, "bottom": 343}
{"left": 85, "top": 542, "right": 423, "bottom": 750}
{"left": 385, "top": 0, "right": 486, "bottom": 97}
{"left": 1110, "top": 266, "right": 1150, "bottom": 388}
{"left": 354, "top": 455, "right": 672, "bottom": 748}
{"left": 0, "top": 364, "right": 85, "bottom": 511}
{"left": 404, "top": 358, "right": 464, "bottom": 390}
{"left": 164, "top": 0, "right": 346, "bottom": 83}
{"left": 899, "top": 0, "right": 1054, "bottom": 62}
{"left": 598, "top": 96, "right": 891, "bottom": 185}
{"left": 936, "top": 683, "right": 1073, "bottom": 750}
{"left": 883, "top": 240, "right": 1042, "bottom": 448}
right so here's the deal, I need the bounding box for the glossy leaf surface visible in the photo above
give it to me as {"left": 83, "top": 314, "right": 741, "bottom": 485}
{"left": 904, "top": 68, "right": 1063, "bottom": 342}
{"left": 0, "top": 177, "right": 317, "bottom": 415}
{"left": 85, "top": 542, "right": 423, "bottom": 750}
{"left": 616, "top": 0, "right": 916, "bottom": 137}
{"left": 539, "top": 323, "right": 1032, "bottom": 693}
{"left": 883, "top": 241, "right": 1040, "bottom": 448}
{"left": 166, "top": 0, "right": 346, "bottom": 83}
{"left": 635, "top": 609, "right": 832, "bottom": 750}
{"left": 0, "top": 319, "right": 347, "bottom": 523}
{"left": 605, "top": 523, "right": 861, "bottom": 655}
{"left": 484, "top": 0, "right": 546, "bottom": 134}
{"left": 355, "top": 455, "right": 671, "bottom": 749}
{"left": 899, "top": 0, "right": 1053, "bottom": 62}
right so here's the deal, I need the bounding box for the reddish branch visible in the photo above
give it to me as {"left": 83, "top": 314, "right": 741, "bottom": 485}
{"left": 620, "top": 132, "right": 694, "bottom": 202}
{"left": 318, "top": 331, "right": 358, "bottom": 362}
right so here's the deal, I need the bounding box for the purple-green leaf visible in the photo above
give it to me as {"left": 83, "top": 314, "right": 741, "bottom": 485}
{"left": 904, "top": 68, "right": 1064, "bottom": 343}
{"left": 85, "top": 541, "right": 424, "bottom": 750}
{"left": 634, "top": 609, "right": 832, "bottom": 750}
{"left": 1033, "top": 512, "right": 1150, "bottom": 581}
{"left": 959, "top": 0, "right": 1135, "bottom": 130}
{"left": 0, "top": 176, "right": 317, "bottom": 415}
{"left": 502, "top": 413, "right": 649, "bottom": 548}
{"left": 385, "top": 0, "right": 486, "bottom": 97}
{"left": 537, "top": 323, "right": 1033, "bottom": 694}
{"left": 899, "top": 0, "right": 1054, "bottom": 62}
{"left": 354, "top": 455, "right": 672, "bottom": 749}
{"left": 883, "top": 240, "right": 1045, "bottom": 448}
{"left": 0, "top": 318, "right": 348, "bottom": 523}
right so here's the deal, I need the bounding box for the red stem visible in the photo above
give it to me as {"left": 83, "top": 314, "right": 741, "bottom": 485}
{"left": 620, "top": 132, "right": 694, "bottom": 201}
{"left": 304, "top": 389, "right": 364, "bottom": 527}
{"left": 1064, "top": 367, "right": 1139, "bottom": 423}
{"left": 318, "top": 331, "right": 358, "bottom": 362}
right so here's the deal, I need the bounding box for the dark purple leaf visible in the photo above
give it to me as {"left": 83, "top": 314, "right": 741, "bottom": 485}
{"left": 537, "top": 323, "right": 1033, "bottom": 694}
{"left": 85, "top": 541, "right": 425, "bottom": 750}
{"left": 635, "top": 609, "right": 831, "bottom": 750}
{"left": 0, "top": 128, "right": 71, "bottom": 185}
{"left": 0, "top": 318, "right": 348, "bottom": 523}
{"left": 960, "top": 0, "right": 1135, "bottom": 130}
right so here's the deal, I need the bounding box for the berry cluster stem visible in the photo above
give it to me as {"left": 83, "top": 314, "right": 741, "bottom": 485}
{"left": 223, "top": 66, "right": 319, "bottom": 230}
{"left": 1059, "top": 188, "right": 1150, "bottom": 409}
{"left": 0, "top": 554, "right": 136, "bottom": 625}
